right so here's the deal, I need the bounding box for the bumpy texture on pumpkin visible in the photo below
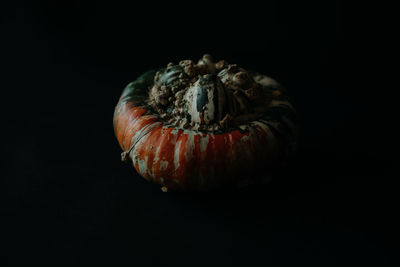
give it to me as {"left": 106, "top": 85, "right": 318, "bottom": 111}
{"left": 148, "top": 55, "right": 275, "bottom": 132}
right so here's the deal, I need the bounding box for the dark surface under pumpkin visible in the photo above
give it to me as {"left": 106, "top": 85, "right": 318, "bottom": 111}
{"left": 113, "top": 60, "right": 298, "bottom": 191}
{"left": 3, "top": 1, "right": 398, "bottom": 266}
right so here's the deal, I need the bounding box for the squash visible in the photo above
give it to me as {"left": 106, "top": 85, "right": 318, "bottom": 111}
{"left": 113, "top": 55, "right": 298, "bottom": 191}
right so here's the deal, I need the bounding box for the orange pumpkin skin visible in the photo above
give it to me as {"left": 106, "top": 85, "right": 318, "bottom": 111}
{"left": 113, "top": 69, "right": 297, "bottom": 191}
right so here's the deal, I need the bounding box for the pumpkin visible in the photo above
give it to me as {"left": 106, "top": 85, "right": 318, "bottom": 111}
{"left": 113, "top": 55, "right": 298, "bottom": 191}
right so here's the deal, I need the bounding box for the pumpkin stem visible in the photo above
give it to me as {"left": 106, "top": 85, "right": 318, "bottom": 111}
{"left": 121, "top": 151, "right": 130, "bottom": 162}
{"left": 121, "top": 140, "right": 137, "bottom": 162}
{"left": 161, "top": 186, "right": 168, "bottom": 192}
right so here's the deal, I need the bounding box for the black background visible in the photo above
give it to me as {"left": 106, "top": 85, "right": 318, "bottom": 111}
{"left": 2, "top": 1, "right": 397, "bottom": 266}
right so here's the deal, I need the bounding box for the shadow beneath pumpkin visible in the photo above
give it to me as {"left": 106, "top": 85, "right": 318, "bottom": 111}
{"left": 98, "top": 143, "right": 396, "bottom": 267}
{"left": 161, "top": 144, "right": 394, "bottom": 230}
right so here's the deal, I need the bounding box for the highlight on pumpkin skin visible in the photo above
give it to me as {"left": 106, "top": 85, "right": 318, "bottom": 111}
{"left": 148, "top": 54, "right": 272, "bottom": 132}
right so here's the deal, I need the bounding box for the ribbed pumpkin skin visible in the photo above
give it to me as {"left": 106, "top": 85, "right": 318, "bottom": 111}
{"left": 113, "top": 69, "right": 297, "bottom": 191}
